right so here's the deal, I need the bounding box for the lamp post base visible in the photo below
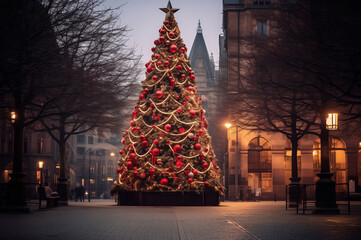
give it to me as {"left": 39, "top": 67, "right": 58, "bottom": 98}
{"left": 288, "top": 177, "right": 301, "bottom": 208}
{"left": 57, "top": 178, "right": 69, "bottom": 206}
{"left": 314, "top": 173, "right": 339, "bottom": 214}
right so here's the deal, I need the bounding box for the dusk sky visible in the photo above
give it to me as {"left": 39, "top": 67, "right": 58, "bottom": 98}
{"left": 104, "top": 0, "right": 223, "bottom": 66}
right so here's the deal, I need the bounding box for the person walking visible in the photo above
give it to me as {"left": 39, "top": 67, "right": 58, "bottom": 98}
{"left": 80, "top": 185, "right": 85, "bottom": 202}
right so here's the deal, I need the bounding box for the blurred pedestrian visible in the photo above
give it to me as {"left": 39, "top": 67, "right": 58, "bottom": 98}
{"left": 80, "top": 185, "right": 85, "bottom": 202}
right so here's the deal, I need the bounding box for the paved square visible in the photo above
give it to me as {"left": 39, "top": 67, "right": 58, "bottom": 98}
{"left": 1, "top": 200, "right": 361, "bottom": 240}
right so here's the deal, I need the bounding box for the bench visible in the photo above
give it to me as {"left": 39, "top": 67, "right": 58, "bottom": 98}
{"left": 38, "top": 186, "right": 61, "bottom": 208}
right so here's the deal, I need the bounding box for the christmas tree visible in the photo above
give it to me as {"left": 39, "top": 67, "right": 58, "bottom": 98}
{"left": 113, "top": 1, "right": 223, "bottom": 196}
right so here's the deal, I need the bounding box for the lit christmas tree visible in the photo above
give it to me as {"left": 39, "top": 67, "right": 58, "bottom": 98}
{"left": 112, "top": 1, "right": 223, "bottom": 201}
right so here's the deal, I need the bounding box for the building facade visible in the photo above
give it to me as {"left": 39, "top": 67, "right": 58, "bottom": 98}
{"left": 222, "top": 0, "right": 361, "bottom": 200}
{"left": 189, "top": 21, "right": 227, "bottom": 179}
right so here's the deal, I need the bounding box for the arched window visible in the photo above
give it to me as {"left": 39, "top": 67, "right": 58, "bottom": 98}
{"left": 313, "top": 137, "right": 347, "bottom": 191}
{"left": 284, "top": 141, "right": 301, "bottom": 184}
{"left": 248, "top": 136, "right": 272, "bottom": 192}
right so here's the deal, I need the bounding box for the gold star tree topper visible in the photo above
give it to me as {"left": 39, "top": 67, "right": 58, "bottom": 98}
{"left": 160, "top": 0, "right": 179, "bottom": 18}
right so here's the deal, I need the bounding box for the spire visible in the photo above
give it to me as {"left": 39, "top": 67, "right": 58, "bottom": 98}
{"left": 197, "top": 20, "right": 202, "bottom": 33}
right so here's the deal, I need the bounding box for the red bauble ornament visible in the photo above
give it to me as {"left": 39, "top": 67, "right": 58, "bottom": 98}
{"left": 139, "top": 94, "right": 145, "bottom": 100}
{"left": 173, "top": 144, "right": 181, "bottom": 153}
{"left": 169, "top": 45, "right": 178, "bottom": 53}
{"left": 159, "top": 36, "right": 165, "bottom": 42}
{"left": 164, "top": 20, "right": 170, "bottom": 25}
{"left": 164, "top": 61, "right": 169, "bottom": 67}
{"left": 154, "top": 139, "right": 159, "bottom": 145}
{"left": 155, "top": 91, "right": 163, "bottom": 99}
{"left": 178, "top": 127, "right": 185, "bottom": 133}
{"left": 152, "top": 148, "right": 160, "bottom": 156}
{"left": 140, "top": 172, "right": 146, "bottom": 179}
{"left": 166, "top": 40, "right": 171, "bottom": 45}
{"left": 189, "top": 110, "right": 196, "bottom": 117}
{"left": 116, "top": 168, "right": 123, "bottom": 174}
{"left": 147, "top": 67, "right": 153, "bottom": 73}
{"left": 154, "top": 39, "right": 159, "bottom": 45}
{"left": 177, "top": 65, "right": 182, "bottom": 70}
{"left": 130, "top": 121, "right": 134, "bottom": 126}
{"left": 180, "top": 47, "right": 185, "bottom": 53}
{"left": 203, "top": 162, "right": 209, "bottom": 169}
{"left": 133, "top": 170, "right": 139, "bottom": 177}
{"left": 176, "top": 155, "right": 182, "bottom": 161}
{"left": 152, "top": 75, "right": 158, "bottom": 81}
{"left": 119, "top": 150, "right": 124, "bottom": 155}
{"left": 177, "top": 107, "right": 182, "bottom": 113}
{"left": 170, "top": 79, "right": 175, "bottom": 88}
{"left": 165, "top": 124, "right": 172, "bottom": 131}
{"left": 160, "top": 178, "right": 168, "bottom": 186}
{"left": 181, "top": 74, "right": 186, "bottom": 79}
{"left": 192, "top": 170, "right": 198, "bottom": 176}
{"left": 142, "top": 140, "right": 149, "bottom": 148}
{"left": 130, "top": 153, "right": 136, "bottom": 159}
{"left": 149, "top": 168, "right": 155, "bottom": 177}
{"left": 126, "top": 161, "right": 133, "bottom": 169}
{"left": 190, "top": 75, "right": 195, "bottom": 81}
{"left": 194, "top": 143, "right": 201, "bottom": 150}
{"left": 159, "top": 29, "right": 166, "bottom": 35}
{"left": 151, "top": 47, "right": 155, "bottom": 52}
{"left": 198, "top": 129, "right": 204, "bottom": 135}
{"left": 188, "top": 178, "right": 193, "bottom": 184}
{"left": 204, "top": 181, "right": 210, "bottom": 187}
{"left": 187, "top": 86, "right": 193, "bottom": 92}
{"left": 140, "top": 135, "right": 146, "bottom": 140}
{"left": 157, "top": 61, "right": 162, "bottom": 66}
{"left": 169, "top": 32, "right": 175, "bottom": 38}
{"left": 176, "top": 161, "right": 183, "bottom": 168}
{"left": 155, "top": 54, "right": 160, "bottom": 59}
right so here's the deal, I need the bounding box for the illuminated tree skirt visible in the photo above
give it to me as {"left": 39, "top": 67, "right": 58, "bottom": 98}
{"left": 117, "top": 191, "right": 220, "bottom": 206}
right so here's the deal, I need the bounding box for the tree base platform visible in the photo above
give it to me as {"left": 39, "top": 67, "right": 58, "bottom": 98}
{"left": 117, "top": 191, "right": 220, "bottom": 206}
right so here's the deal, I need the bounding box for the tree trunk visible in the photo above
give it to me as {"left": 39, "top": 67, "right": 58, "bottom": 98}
{"left": 56, "top": 120, "right": 69, "bottom": 204}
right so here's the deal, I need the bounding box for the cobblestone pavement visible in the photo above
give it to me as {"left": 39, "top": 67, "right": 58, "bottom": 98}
{"left": 1, "top": 200, "right": 361, "bottom": 240}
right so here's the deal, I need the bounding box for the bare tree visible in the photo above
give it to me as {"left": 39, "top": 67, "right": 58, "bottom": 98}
{"left": 0, "top": 0, "right": 140, "bottom": 206}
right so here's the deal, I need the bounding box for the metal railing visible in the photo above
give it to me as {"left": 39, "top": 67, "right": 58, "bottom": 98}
{"left": 286, "top": 183, "right": 350, "bottom": 214}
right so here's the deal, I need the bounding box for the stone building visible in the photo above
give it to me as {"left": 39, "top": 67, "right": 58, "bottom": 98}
{"left": 222, "top": 0, "right": 360, "bottom": 201}
{"left": 189, "top": 21, "right": 227, "bottom": 177}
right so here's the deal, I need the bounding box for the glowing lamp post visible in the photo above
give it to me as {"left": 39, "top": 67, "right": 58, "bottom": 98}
{"left": 38, "top": 161, "right": 44, "bottom": 210}
{"left": 10, "top": 111, "right": 16, "bottom": 123}
{"left": 326, "top": 113, "right": 338, "bottom": 130}
{"left": 225, "top": 122, "right": 239, "bottom": 200}
{"left": 315, "top": 108, "right": 340, "bottom": 214}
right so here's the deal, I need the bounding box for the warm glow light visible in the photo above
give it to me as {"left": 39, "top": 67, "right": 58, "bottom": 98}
{"left": 359, "top": 142, "right": 361, "bottom": 148}
{"left": 10, "top": 111, "right": 16, "bottom": 123}
{"left": 110, "top": 152, "right": 115, "bottom": 157}
{"left": 56, "top": 164, "right": 60, "bottom": 169}
{"left": 38, "top": 161, "right": 44, "bottom": 169}
{"left": 313, "top": 150, "right": 318, "bottom": 157}
{"left": 107, "top": 177, "right": 114, "bottom": 181}
{"left": 285, "top": 150, "right": 301, "bottom": 157}
{"left": 326, "top": 113, "right": 338, "bottom": 130}
{"left": 225, "top": 123, "right": 232, "bottom": 128}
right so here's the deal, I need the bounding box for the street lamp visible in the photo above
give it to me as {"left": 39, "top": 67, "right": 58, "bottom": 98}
{"left": 315, "top": 108, "right": 340, "bottom": 214}
{"left": 38, "top": 161, "right": 44, "bottom": 210}
{"left": 225, "top": 122, "right": 239, "bottom": 201}
{"left": 10, "top": 111, "right": 16, "bottom": 123}
{"left": 326, "top": 113, "right": 338, "bottom": 130}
